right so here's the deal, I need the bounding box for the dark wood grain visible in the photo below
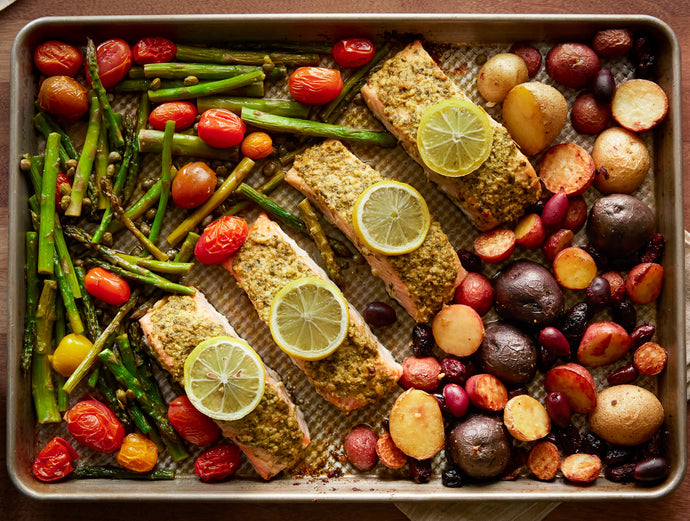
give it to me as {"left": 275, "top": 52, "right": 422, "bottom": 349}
{"left": 0, "top": 2, "right": 687, "bottom": 520}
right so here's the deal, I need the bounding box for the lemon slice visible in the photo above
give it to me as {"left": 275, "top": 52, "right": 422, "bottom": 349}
{"left": 352, "top": 180, "right": 431, "bottom": 255}
{"left": 417, "top": 98, "right": 493, "bottom": 177}
{"left": 183, "top": 336, "right": 265, "bottom": 421}
{"left": 269, "top": 277, "right": 349, "bottom": 360}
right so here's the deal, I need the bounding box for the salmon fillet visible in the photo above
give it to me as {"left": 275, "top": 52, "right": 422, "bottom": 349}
{"left": 139, "top": 289, "right": 310, "bottom": 480}
{"left": 286, "top": 139, "right": 465, "bottom": 323}
{"left": 223, "top": 213, "right": 402, "bottom": 413}
{"left": 361, "top": 40, "right": 541, "bottom": 231}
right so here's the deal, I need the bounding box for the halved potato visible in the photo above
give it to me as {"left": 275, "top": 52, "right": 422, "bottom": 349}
{"left": 612, "top": 79, "right": 668, "bottom": 132}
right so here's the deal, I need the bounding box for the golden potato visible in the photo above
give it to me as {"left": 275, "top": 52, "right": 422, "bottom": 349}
{"left": 589, "top": 384, "right": 664, "bottom": 446}
{"left": 502, "top": 82, "right": 568, "bottom": 155}
{"left": 592, "top": 127, "right": 650, "bottom": 194}
{"left": 477, "top": 53, "right": 529, "bottom": 104}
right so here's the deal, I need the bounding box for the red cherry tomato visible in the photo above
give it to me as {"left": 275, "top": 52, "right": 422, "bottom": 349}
{"left": 148, "top": 101, "right": 197, "bottom": 131}
{"left": 34, "top": 41, "right": 83, "bottom": 77}
{"left": 83, "top": 267, "right": 131, "bottom": 306}
{"left": 168, "top": 396, "right": 221, "bottom": 446}
{"left": 332, "top": 38, "right": 375, "bottom": 68}
{"left": 197, "top": 108, "right": 246, "bottom": 149}
{"left": 171, "top": 161, "right": 217, "bottom": 209}
{"left": 288, "top": 67, "right": 343, "bottom": 105}
{"left": 64, "top": 399, "right": 125, "bottom": 453}
{"left": 55, "top": 172, "right": 72, "bottom": 211}
{"left": 91, "top": 39, "right": 132, "bottom": 89}
{"left": 38, "top": 75, "right": 89, "bottom": 121}
{"left": 194, "top": 216, "right": 249, "bottom": 265}
{"left": 132, "top": 37, "right": 177, "bottom": 65}
{"left": 194, "top": 444, "right": 242, "bottom": 482}
{"left": 32, "top": 437, "right": 79, "bottom": 482}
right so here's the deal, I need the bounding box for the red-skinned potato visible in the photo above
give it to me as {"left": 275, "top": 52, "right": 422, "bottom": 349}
{"left": 503, "top": 395, "right": 551, "bottom": 442}
{"left": 453, "top": 272, "right": 494, "bottom": 315}
{"left": 344, "top": 425, "right": 378, "bottom": 472}
{"left": 539, "top": 143, "right": 596, "bottom": 196}
{"left": 389, "top": 389, "right": 444, "bottom": 460}
{"left": 546, "top": 43, "right": 601, "bottom": 89}
{"left": 562, "top": 196, "right": 588, "bottom": 233}
{"left": 465, "top": 373, "right": 508, "bottom": 411}
{"left": 432, "top": 304, "right": 485, "bottom": 357}
{"left": 612, "top": 79, "right": 668, "bottom": 132}
{"left": 399, "top": 356, "right": 442, "bottom": 392}
{"left": 601, "top": 271, "right": 626, "bottom": 303}
{"left": 625, "top": 263, "right": 664, "bottom": 304}
{"left": 473, "top": 228, "right": 515, "bottom": 263}
{"left": 553, "top": 247, "right": 598, "bottom": 290}
{"left": 544, "top": 363, "right": 598, "bottom": 413}
{"left": 514, "top": 213, "right": 546, "bottom": 249}
{"left": 542, "top": 229, "right": 574, "bottom": 261}
{"left": 577, "top": 321, "right": 632, "bottom": 367}
{"left": 375, "top": 432, "right": 407, "bottom": 469}
{"left": 571, "top": 92, "right": 611, "bottom": 135}
{"left": 592, "top": 29, "right": 634, "bottom": 59}
{"left": 509, "top": 43, "right": 542, "bottom": 78}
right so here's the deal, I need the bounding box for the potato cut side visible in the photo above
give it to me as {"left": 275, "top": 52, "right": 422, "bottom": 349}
{"left": 389, "top": 388, "right": 445, "bottom": 460}
{"left": 612, "top": 79, "right": 668, "bottom": 132}
{"left": 561, "top": 453, "right": 601, "bottom": 483}
{"left": 503, "top": 395, "right": 551, "bottom": 441}
{"left": 528, "top": 441, "right": 561, "bottom": 480}
{"left": 539, "top": 143, "right": 595, "bottom": 196}
{"left": 432, "top": 304, "right": 485, "bottom": 357}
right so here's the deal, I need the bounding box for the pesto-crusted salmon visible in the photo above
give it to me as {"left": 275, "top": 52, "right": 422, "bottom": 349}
{"left": 286, "top": 139, "right": 465, "bottom": 323}
{"left": 361, "top": 40, "right": 541, "bottom": 231}
{"left": 139, "top": 289, "right": 310, "bottom": 480}
{"left": 223, "top": 213, "right": 402, "bottom": 413}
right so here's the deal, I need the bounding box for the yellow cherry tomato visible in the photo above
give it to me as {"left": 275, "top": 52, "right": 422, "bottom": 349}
{"left": 50, "top": 334, "right": 93, "bottom": 377}
{"left": 116, "top": 433, "right": 158, "bottom": 472}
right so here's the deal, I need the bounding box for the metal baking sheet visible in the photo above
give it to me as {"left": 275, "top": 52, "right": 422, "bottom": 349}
{"left": 7, "top": 14, "right": 686, "bottom": 501}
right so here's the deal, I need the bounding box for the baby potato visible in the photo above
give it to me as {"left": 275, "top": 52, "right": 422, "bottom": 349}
{"left": 592, "top": 127, "right": 650, "bottom": 194}
{"left": 477, "top": 53, "right": 529, "bottom": 104}
{"left": 546, "top": 42, "right": 601, "bottom": 89}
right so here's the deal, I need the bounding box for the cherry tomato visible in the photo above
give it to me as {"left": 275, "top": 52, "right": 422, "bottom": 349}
{"left": 116, "top": 433, "right": 158, "bottom": 472}
{"left": 197, "top": 108, "right": 246, "bottom": 149}
{"left": 194, "top": 444, "right": 242, "bottom": 482}
{"left": 55, "top": 172, "right": 72, "bottom": 211}
{"left": 51, "top": 333, "right": 93, "bottom": 377}
{"left": 171, "top": 161, "right": 217, "bottom": 209}
{"left": 332, "top": 38, "right": 375, "bottom": 68}
{"left": 38, "top": 76, "right": 89, "bottom": 121}
{"left": 34, "top": 40, "right": 83, "bottom": 77}
{"left": 64, "top": 399, "right": 125, "bottom": 453}
{"left": 288, "top": 67, "right": 343, "bottom": 105}
{"left": 149, "top": 101, "right": 197, "bottom": 132}
{"left": 83, "top": 267, "right": 131, "bottom": 306}
{"left": 132, "top": 37, "right": 177, "bottom": 65}
{"left": 194, "top": 216, "right": 249, "bottom": 265}
{"left": 168, "top": 396, "right": 221, "bottom": 446}
{"left": 240, "top": 132, "right": 274, "bottom": 159}
{"left": 32, "top": 437, "right": 79, "bottom": 482}
{"left": 91, "top": 38, "right": 132, "bottom": 89}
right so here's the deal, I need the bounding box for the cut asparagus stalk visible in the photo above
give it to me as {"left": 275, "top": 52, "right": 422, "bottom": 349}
{"left": 236, "top": 182, "right": 307, "bottom": 235}
{"left": 223, "top": 169, "right": 285, "bottom": 217}
{"left": 22, "top": 232, "right": 39, "bottom": 372}
{"left": 75, "top": 266, "right": 101, "bottom": 341}
{"left": 197, "top": 96, "right": 310, "bottom": 118}
{"left": 65, "top": 97, "right": 101, "bottom": 217}
{"left": 143, "top": 62, "right": 286, "bottom": 80}
{"left": 86, "top": 38, "right": 124, "bottom": 149}
{"left": 147, "top": 70, "right": 264, "bottom": 103}
{"left": 173, "top": 232, "right": 200, "bottom": 263}
{"left": 138, "top": 129, "right": 238, "bottom": 160}
{"left": 37, "top": 133, "right": 61, "bottom": 275}
{"left": 53, "top": 256, "right": 84, "bottom": 335}
{"left": 148, "top": 120, "right": 175, "bottom": 245}
{"left": 72, "top": 466, "right": 175, "bottom": 480}
{"left": 32, "top": 280, "right": 60, "bottom": 423}
{"left": 175, "top": 44, "right": 319, "bottom": 66}
{"left": 298, "top": 199, "right": 342, "bottom": 284}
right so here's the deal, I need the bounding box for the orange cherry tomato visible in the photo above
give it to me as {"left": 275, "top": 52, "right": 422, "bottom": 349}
{"left": 38, "top": 76, "right": 89, "bottom": 121}
{"left": 332, "top": 38, "right": 375, "bottom": 68}
{"left": 288, "top": 67, "right": 343, "bottom": 105}
{"left": 194, "top": 444, "right": 242, "bottom": 482}
{"left": 83, "top": 267, "right": 131, "bottom": 306}
{"left": 132, "top": 37, "right": 177, "bottom": 65}
{"left": 240, "top": 132, "right": 274, "bottom": 159}
{"left": 194, "top": 216, "right": 249, "bottom": 265}
{"left": 168, "top": 396, "right": 221, "bottom": 446}
{"left": 197, "top": 108, "right": 246, "bottom": 148}
{"left": 116, "top": 433, "right": 159, "bottom": 472}
{"left": 34, "top": 40, "right": 84, "bottom": 77}
{"left": 171, "top": 161, "right": 217, "bottom": 209}
{"left": 32, "top": 437, "right": 79, "bottom": 482}
{"left": 148, "top": 101, "right": 197, "bottom": 131}
{"left": 91, "top": 38, "right": 132, "bottom": 89}
{"left": 64, "top": 399, "right": 125, "bottom": 453}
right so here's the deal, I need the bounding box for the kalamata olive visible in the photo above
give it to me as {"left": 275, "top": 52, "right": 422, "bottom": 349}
{"left": 541, "top": 192, "right": 569, "bottom": 229}
{"left": 592, "top": 69, "right": 616, "bottom": 104}
{"left": 412, "top": 323, "right": 435, "bottom": 357}
{"left": 554, "top": 423, "right": 581, "bottom": 455}
{"left": 539, "top": 326, "right": 571, "bottom": 356}
{"left": 634, "top": 457, "right": 670, "bottom": 482}
{"left": 558, "top": 302, "right": 590, "bottom": 350}
{"left": 580, "top": 431, "right": 607, "bottom": 458}
{"left": 583, "top": 245, "right": 608, "bottom": 272}
{"left": 410, "top": 458, "right": 432, "bottom": 483}
{"left": 440, "top": 357, "right": 469, "bottom": 384}
{"left": 456, "top": 248, "right": 483, "bottom": 273}
{"left": 612, "top": 300, "right": 637, "bottom": 333}
{"left": 525, "top": 198, "right": 546, "bottom": 216}
{"left": 633, "top": 34, "right": 657, "bottom": 79}
{"left": 362, "top": 301, "right": 397, "bottom": 328}
{"left": 631, "top": 324, "right": 656, "bottom": 348}
{"left": 507, "top": 385, "right": 528, "bottom": 400}
{"left": 537, "top": 343, "right": 558, "bottom": 372}
{"left": 604, "top": 447, "right": 637, "bottom": 466}
{"left": 640, "top": 428, "right": 665, "bottom": 459}
{"left": 545, "top": 392, "right": 572, "bottom": 428}
{"left": 442, "top": 383, "right": 470, "bottom": 418}
{"left": 606, "top": 363, "right": 638, "bottom": 385}
{"left": 605, "top": 463, "right": 636, "bottom": 483}
{"left": 639, "top": 233, "right": 665, "bottom": 264}
{"left": 432, "top": 393, "right": 450, "bottom": 416}
{"left": 543, "top": 431, "right": 559, "bottom": 447}
{"left": 441, "top": 468, "right": 463, "bottom": 487}
{"left": 585, "top": 276, "right": 612, "bottom": 312}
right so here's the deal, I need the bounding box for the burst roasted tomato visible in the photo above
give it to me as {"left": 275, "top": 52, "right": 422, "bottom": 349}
{"left": 194, "top": 216, "right": 249, "bottom": 265}
{"left": 148, "top": 101, "right": 197, "bottom": 131}
{"left": 132, "top": 37, "right": 177, "bottom": 65}
{"left": 32, "top": 437, "right": 79, "bottom": 482}
{"left": 288, "top": 67, "right": 343, "bottom": 105}
{"left": 91, "top": 38, "right": 132, "bottom": 89}
{"left": 34, "top": 40, "right": 83, "bottom": 77}
{"left": 197, "top": 108, "right": 246, "bottom": 148}
{"left": 332, "top": 38, "right": 375, "bottom": 68}
{"left": 194, "top": 444, "right": 242, "bottom": 482}
{"left": 83, "top": 267, "right": 131, "bottom": 306}
{"left": 64, "top": 399, "right": 125, "bottom": 453}
{"left": 38, "top": 76, "right": 89, "bottom": 121}
{"left": 168, "top": 396, "right": 221, "bottom": 446}
{"left": 116, "top": 433, "right": 159, "bottom": 472}
{"left": 171, "top": 161, "right": 217, "bottom": 209}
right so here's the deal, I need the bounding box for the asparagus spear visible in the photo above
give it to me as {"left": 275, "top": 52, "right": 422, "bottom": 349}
{"left": 298, "top": 199, "right": 342, "bottom": 284}
{"left": 53, "top": 256, "right": 84, "bottom": 335}
{"left": 236, "top": 183, "right": 307, "bottom": 235}
{"left": 138, "top": 129, "right": 238, "bottom": 160}
{"left": 75, "top": 266, "right": 101, "bottom": 341}
{"left": 167, "top": 157, "right": 255, "bottom": 246}
{"left": 54, "top": 300, "right": 69, "bottom": 412}
{"left": 32, "top": 280, "right": 60, "bottom": 423}
{"left": 175, "top": 44, "right": 319, "bottom": 66}
{"left": 173, "top": 232, "right": 200, "bottom": 263}
{"left": 240, "top": 108, "right": 397, "bottom": 147}
{"left": 143, "top": 62, "right": 286, "bottom": 80}
{"left": 122, "top": 93, "right": 149, "bottom": 206}
{"left": 33, "top": 106, "right": 79, "bottom": 160}
{"left": 65, "top": 96, "right": 101, "bottom": 217}
{"left": 115, "top": 79, "right": 265, "bottom": 97}
{"left": 148, "top": 70, "right": 264, "bottom": 103}
{"left": 72, "top": 466, "right": 175, "bottom": 480}
{"left": 94, "top": 115, "right": 109, "bottom": 209}
{"left": 22, "top": 232, "right": 39, "bottom": 372}
{"left": 37, "top": 133, "right": 61, "bottom": 275}
{"left": 86, "top": 258, "right": 194, "bottom": 296}
{"left": 96, "top": 371, "right": 134, "bottom": 430}
{"left": 120, "top": 255, "right": 193, "bottom": 276}
{"left": 197, "top": 96, "right": 310, "bottom": 118}
{"left": 147, "top": 120, "right": 175, "bottom": 245}
{"left": 32, "top": 113, "right": 71, "bottom": 166}
{"left": 223, "top": 169, "right": 285, "bottom": 217}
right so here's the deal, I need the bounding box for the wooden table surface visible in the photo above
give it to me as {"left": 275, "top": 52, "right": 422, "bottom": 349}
{"left": 0, "top": 1, "right": 688, "bottom": 520}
